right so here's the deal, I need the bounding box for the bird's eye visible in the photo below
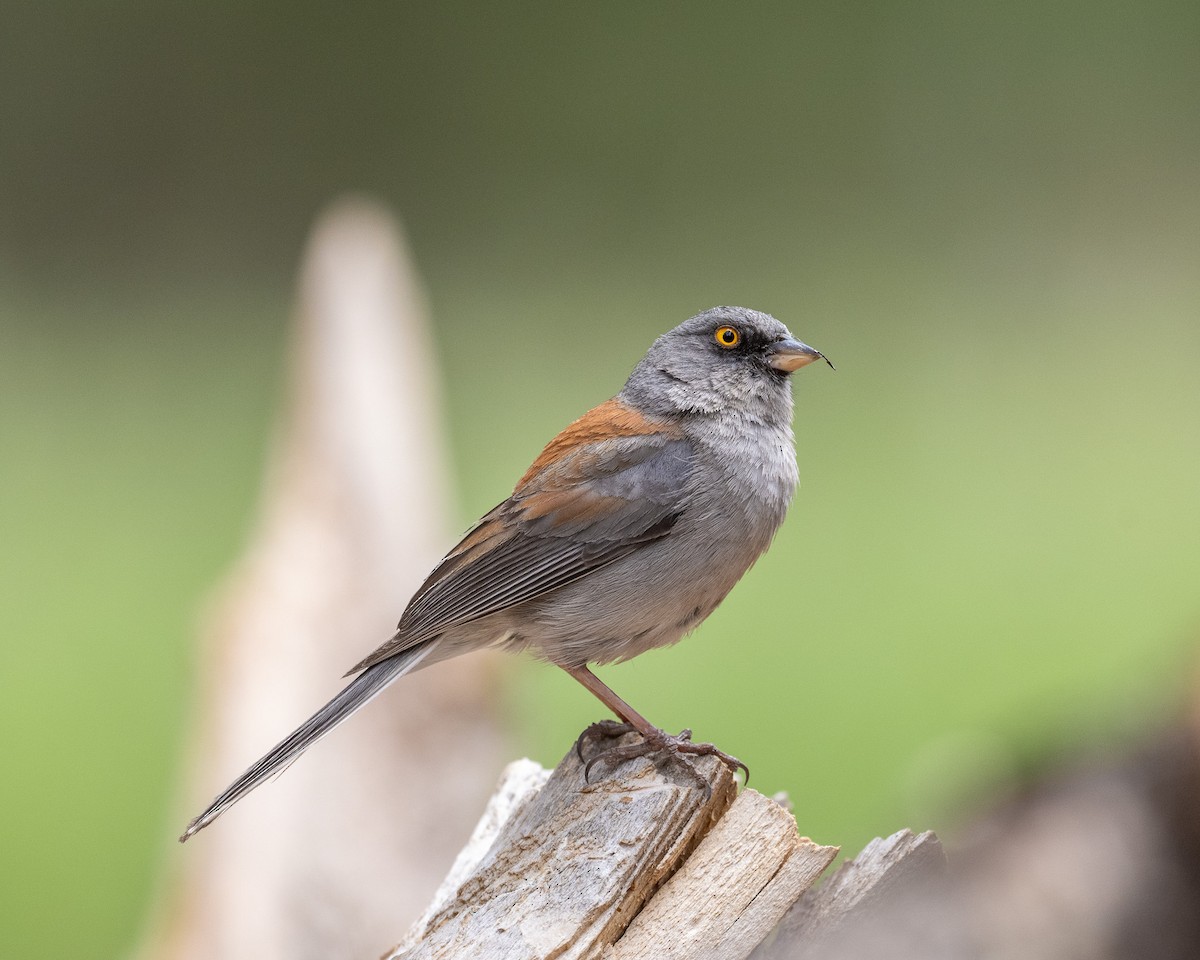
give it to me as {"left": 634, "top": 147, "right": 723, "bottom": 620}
{"left": 714, "top": 326, "right": 741, "bottom": 349}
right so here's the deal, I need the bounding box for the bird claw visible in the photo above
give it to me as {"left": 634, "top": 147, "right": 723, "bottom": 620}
{"left": 576, "top": 723, "right": 750, "bottom": 789}
{"left": 575, "top": 719, "right": 635, "bottom": 767}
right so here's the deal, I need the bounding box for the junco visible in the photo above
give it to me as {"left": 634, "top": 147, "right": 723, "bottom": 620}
{"left": 181, "top": 306, "right": 831, "bottom": 841}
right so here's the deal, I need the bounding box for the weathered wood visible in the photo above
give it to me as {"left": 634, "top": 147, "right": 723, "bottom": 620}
{"left": 394, "top": 759, "right": 552, "bottom": 954}
{"left": 749, "top": 828, "right": 946, "bottom": 960}
{"left": 395, "top": 732, "right": 866, "bottom": 960}
{"left": 607, "top": 791, "right": 838, "bottom": 960}
{"left": 392, "top": 734, "right": 739, "bottom": 960}
{"left": 136, "top": 199, "right": 507, "bottom": 960}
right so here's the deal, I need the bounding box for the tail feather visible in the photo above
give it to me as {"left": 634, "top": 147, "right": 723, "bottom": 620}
{"left": 179, "top": 641, "right": 436, "bottom": 842}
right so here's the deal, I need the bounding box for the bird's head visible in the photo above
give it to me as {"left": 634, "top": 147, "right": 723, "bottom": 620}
{"left": 621, "top": 306, "right": 832, "bottom": 422}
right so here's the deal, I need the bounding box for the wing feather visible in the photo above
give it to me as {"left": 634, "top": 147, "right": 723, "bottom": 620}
{"left": 346, "top": 411, "right": 692, "bottom": 674}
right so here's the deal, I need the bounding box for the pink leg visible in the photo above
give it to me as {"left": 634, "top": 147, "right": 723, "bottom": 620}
{"left": 561, "top": 663, "right": 662, "bottom": 737}
{"left": 560, "top": 663, "right": 749, "bottom": 782}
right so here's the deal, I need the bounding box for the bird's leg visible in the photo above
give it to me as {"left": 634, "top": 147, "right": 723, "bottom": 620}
{"left": 561, "top": 663, "right": 749, "bottom": 784}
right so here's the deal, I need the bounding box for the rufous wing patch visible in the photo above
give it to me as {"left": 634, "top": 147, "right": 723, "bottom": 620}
{"left": 516, "top": 397, "right": 679, "bottom": 491}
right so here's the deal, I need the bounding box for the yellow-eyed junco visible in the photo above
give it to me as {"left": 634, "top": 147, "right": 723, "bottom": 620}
{"left": 181, "top": 306, "right": 831, "bottom": 841}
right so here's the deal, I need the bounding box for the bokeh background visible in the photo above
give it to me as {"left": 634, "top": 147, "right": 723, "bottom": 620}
{"left": 3, "top": 3, "right": 1199, "bottom": 957}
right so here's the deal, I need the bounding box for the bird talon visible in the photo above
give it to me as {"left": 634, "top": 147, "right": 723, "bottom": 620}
{"left": 575, "top": 719, "right": 635, "bottom": 765}
{"left": 582, "top": 753, "right": 605, "bottom": 783}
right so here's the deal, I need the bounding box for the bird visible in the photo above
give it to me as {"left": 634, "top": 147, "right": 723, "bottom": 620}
{"left": 180, "top": 305, "right": 832, "bottom": 841}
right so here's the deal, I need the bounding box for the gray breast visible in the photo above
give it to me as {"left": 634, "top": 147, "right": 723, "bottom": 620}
{"left": 523, "top": 415, "right": 799, "bottom": 667}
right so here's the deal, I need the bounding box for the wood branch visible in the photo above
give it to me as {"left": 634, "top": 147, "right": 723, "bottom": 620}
{"left": 134, "top": 198, "right": 508, "bottom": 960}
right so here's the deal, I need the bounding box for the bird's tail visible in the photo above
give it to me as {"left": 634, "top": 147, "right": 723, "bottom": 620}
{"left": 179, "top": 639, "right": 436, "bottom": 842}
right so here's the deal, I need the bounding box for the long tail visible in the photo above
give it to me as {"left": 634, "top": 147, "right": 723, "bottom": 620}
{"left": 179, "top": 640, "right": 436, "bottom": 842}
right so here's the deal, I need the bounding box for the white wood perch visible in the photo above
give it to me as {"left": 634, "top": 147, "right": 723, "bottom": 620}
{"left": 391, "top": 727, "right": 942, "bottom": 960}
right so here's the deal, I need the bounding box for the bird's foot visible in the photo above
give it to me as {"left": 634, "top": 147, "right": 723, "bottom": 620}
{"left": 577, "top": 722, "right": 749, "bottom": 787}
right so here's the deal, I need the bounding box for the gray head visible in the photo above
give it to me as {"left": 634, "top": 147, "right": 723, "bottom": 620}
{"left": 620, "top": 306, "right": 828, "bottom": 424}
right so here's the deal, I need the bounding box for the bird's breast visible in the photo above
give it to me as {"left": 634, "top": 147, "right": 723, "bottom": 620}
{"left": 521, "top": 418, "right": 798, "bottom": 667}
{"left": 689, "top": 417, "right": 798, "bottom": 533}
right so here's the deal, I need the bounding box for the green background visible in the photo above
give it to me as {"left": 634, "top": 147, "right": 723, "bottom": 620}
{"left": 2, "top": 3, "right": 1199, "bottom": 957}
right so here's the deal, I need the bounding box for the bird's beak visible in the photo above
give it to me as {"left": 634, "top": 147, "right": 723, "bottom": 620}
{"left": 767, "top": 338, "right": 835, "bottom": 372}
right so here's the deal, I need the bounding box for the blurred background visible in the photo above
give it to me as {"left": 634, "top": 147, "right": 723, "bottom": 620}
{"left": 2, "top": 3, "right": 1199, "bottom": 957}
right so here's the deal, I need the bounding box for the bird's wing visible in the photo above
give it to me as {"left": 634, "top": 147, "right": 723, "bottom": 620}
{"left": 346, "top": 398, "right": 693, "bottom": 674}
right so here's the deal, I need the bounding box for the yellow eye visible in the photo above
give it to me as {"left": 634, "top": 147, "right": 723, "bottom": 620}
{"left": 714, "top": 326, "right": 741, "bottom": 349}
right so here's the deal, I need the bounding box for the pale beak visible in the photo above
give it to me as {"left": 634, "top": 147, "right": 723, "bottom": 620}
{"left": 767, "top": 338, "right": 835, "bottom": 372}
